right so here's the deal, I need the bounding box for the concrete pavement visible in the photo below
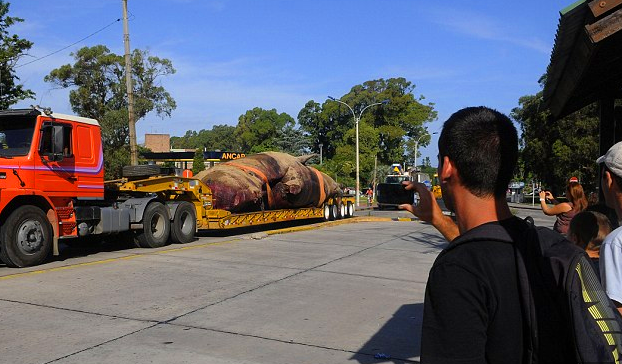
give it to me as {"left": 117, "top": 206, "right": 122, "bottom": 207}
{"left": 0, "top": 219, "right": 442, "bottom": 364}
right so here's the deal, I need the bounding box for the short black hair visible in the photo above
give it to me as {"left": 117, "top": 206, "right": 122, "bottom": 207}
{"left": 438, "top": 106, "right": 518, "bottom": 198}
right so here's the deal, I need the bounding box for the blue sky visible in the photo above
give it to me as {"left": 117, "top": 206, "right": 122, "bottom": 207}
{"left": 11, "top": 0, "right": 568, "bottom": 163}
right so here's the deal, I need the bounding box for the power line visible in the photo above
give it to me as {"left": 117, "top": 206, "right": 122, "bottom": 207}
{"left": 15, "top": 18, "right": 121, "bottom": 69}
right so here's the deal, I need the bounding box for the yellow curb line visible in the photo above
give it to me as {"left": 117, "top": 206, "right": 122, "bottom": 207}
{"left": 0, "top": 239, "right": 241, "bottom": 281}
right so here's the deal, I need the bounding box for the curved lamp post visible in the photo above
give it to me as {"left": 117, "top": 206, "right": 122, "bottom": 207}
{"left": 327, "top": 96, "right": 389, "bottom": 206}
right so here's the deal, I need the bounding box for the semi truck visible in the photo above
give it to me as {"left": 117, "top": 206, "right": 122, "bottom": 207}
{"left": 0, "top": 108, "right": 354, "bottom": 268}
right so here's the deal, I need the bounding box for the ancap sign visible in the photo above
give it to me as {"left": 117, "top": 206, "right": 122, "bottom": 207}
{"left": 203, "top": 151, "right": 246, "bottom": 161}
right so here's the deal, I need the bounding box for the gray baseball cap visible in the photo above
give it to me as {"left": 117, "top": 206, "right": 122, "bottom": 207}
{"left": 597, "top": 141, "right": 622, "bottom": 178}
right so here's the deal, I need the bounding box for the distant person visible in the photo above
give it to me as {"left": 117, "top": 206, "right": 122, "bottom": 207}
{"left": 400, "top": 106, "right": 576, "bottom": 364}
{"left": 568, "top": 210, "right": 612, "bottom": 279}
{"left": 539, "top": 178, "right": 588, "bottom": 235}
{"left": 597, "top": 141, "right": 622, "bottom": 315}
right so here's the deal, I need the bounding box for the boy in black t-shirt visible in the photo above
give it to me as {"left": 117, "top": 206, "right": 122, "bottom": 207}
{"left": 401, "top": 107, "right": 576, "bottom": 364}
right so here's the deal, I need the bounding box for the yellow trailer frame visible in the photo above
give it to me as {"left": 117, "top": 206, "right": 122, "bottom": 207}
{"left": 113, "top": 175, "right": 354, "bottom": 230}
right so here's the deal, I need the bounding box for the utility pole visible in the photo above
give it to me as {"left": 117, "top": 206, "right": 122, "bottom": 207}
{"left": 123, "top": 0, "right": 138, "bottom": 165}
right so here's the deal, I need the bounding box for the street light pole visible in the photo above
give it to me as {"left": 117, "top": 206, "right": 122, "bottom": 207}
{"left": 319, "top": 143, "right": 323, "bottom": 165}
{"left": 414, "top": 132, "right": 438, "bottom": 172}
{"left": 328, "top": 96, "right": 389, "bottom": 207}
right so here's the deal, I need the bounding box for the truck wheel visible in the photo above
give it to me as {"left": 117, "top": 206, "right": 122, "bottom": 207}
{"left": 135, "top": 202, "right": 170, "bottom": 248}
{"left": 170, "top": 202, "right": 196, "bottom": 244}
{"left": 330, "top": 204, "right": 338, "bottom": 221}
{"left": 122, "top": 165, "right": 161, "bottom": 179}
{"left": 0, "top": 206, "right": 53, "bottom": 267}
{"left": 323, "top": 204, "right": 332, "bottom": 221}
{"left": 347, "top": 202, "right": 354, "bottom": 217}
{"left": 338, "top": 203, "right": 345, "bottom": 219}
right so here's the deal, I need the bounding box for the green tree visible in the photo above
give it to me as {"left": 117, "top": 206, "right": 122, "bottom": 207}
{"left": 235, "top": 107, "right": 294, "bottom": 153}
{"left": 192, "top": 148, "right": 205, "bottom": 175}
{"left": 297, "top": 100, "right": 333, "bottom": 157}
{"left": 171, "top": 125, "right": 240, "bottom": 151}
{"left": 44, "top": 45, "right": 176, "bottom": 179}
{"left": 0, "top": 1, "right": 34, "bottom": 108}
{"left": 209, "top": 124, "right": 241, "bottom": 151}
{"left": 298, "top": 77, "right": 436, "bottom": 187}
{"left": 275, "top": 123, "right": 311, "bottom": 156}
{"left": 511, "top": 76, "right": 600, "bottom": 195}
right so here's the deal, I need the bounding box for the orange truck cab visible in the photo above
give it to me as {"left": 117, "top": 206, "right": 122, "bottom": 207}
{"left": 0, "top": 108, "right": 178, "bottom": 268}
{"left": 0, "top": 108, "right": 107, "bottom": 266}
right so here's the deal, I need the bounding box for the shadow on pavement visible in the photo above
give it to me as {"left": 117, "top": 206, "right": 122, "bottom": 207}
{"left": 402, "top": 230, "right": 449, "bottom": 251}
{"left": 350, "top": 303, "right": 423, "bottom": 363}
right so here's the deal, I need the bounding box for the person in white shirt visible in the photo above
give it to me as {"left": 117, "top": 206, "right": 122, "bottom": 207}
{"left": 596, "top": 141, "right": 622, "bottom": 315}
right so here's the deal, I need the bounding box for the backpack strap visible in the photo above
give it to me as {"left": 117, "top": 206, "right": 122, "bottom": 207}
{"left": 515, "top": 218, "right": 540, "bottom": 364}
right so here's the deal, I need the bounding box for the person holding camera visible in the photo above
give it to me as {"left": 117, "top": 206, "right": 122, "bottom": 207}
{"left": 538, "top": 178, "right": 588, "bottom": 235}
{"left": 400, "top": 106, "right": 576, "bottom": 364}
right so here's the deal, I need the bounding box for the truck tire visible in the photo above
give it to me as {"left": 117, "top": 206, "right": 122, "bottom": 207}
{"left": 338, "top": 203, "right": 345, "bottom": 219}
{"left": 323, "top": 204, "right": 332, "bottom": 221}
{"left": 170, "top": 201, "right": 196, "bottom": 244}
{"left": 135, "top": 202, "right": 171, "bottom": 248}
{"left": 0, "top": 206, "right": 53, "bottom": 267}
{"left": 346, "top": 201, "right": 354, "bottom": 217}
{"left": 122, "top": 165, "right": 161, "bottom": 179}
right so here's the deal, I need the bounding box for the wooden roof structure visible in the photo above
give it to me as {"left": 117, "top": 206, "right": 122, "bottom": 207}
{"left": 543, "top": 0, "right": 622, "bottom": 120}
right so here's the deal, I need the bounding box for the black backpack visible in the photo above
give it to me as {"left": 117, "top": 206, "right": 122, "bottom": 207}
{"left": 463, "top": 218, "right": 622, "bottom": 364}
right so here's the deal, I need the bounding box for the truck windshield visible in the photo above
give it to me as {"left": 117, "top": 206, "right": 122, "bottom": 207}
{"left": 0, "top": 116, "right": 36, "bottom": 157}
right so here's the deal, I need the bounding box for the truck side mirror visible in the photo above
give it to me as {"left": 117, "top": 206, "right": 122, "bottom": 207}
{"left": 39, "top": 124, "right": 64, "bottom": 162}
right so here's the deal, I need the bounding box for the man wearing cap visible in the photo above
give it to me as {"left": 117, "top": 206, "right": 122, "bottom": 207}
{"left": 597, "top": 141, "right": 622, "bottom": 314}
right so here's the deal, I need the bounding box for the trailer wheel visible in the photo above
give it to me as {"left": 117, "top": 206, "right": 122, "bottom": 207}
{"left": 338, "top": 203, "right": 345, "bottom": 219}
{"left": 135, "top": 202, "right": 171, "bottom": 248}
{"left": 122, "top": 165, "right": 161, "bottom": 179}
{"left": 170, "top": 202, "right": 196, "bottom": 244}
{"left": 346, "top": 201, "right": 354, "bottom": 217}
{"left": 330, "top": 204, "right": 338, "bottom": 221}
{"left": 0, "top": 206, "right": 53, "bottom": 267}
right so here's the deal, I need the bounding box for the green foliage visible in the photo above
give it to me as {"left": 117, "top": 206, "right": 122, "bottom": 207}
{"left": 192, "top": 149, "right": 205, "bottom": 175}
{"left": 0, "top": 1, "right": 35, "bottom": 108}
{"left": 511, "top": 77, "right": 600, "bottom": 195}
{"left": 104, "top": 145, "right": 130, "bottom": 181}
{"left": 44, "top": 45, "right": 176, "bottom": 179}
{"left": 297, "top": 77, "right": 436, "bottom": 187}
{"left": 275, "top": 123, "right": 312, "bottom": 156}
{"left": 316, "top": 158, "right": 355, "bottom": 187}
{"left": 420, "top": 163, "right": 437, "bottom": 177}
{"left": 235, "top": 107, "right": 294, "bottom": 153}
{"left": 171, "top": 124, "right": 240, "bottom": 151}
